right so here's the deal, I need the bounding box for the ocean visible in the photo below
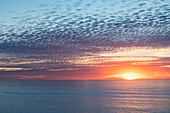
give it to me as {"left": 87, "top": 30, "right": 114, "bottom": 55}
{"left": 0, "top": 80, "right": 170, "bottom": 113}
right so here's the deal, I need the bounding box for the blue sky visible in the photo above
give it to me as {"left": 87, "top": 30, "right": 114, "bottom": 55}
{"left": 0, "top": 0, "right": 51, "bottom": 13}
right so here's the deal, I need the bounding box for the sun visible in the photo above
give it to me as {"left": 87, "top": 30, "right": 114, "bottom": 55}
{"left": 120, "top": 73, "right": 140, "bottom": 80}
{"left": 123, "top": 76, "right": 137, "bottom": 80}
{"left": 105, "top": 72, "right": 145, "bottom": 80}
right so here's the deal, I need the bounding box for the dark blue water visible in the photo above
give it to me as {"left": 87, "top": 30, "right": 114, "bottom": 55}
{"left": 0, "top": 80, "right": 170, "bottom": 113}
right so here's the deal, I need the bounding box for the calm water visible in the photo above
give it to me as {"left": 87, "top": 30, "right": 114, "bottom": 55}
{"left": 0, "top": 80, "right": 170, "bottom": 113}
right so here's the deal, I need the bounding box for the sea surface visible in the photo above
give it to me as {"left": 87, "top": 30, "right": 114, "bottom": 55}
{"left": 0, "top": 80, "right": 170, "bottom": 113}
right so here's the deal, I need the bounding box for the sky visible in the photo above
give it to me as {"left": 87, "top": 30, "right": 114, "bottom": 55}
{"left": 0, "top": 0, "right": 170, "bottom": 80}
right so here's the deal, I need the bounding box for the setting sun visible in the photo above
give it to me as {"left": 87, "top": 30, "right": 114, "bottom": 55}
{"left": 121, "top": 73, "right": 141, "bottom": 80}
{"left": 123, "top": 76, "right": 137, "bottom": 80}
{"left": 116, "top": 73, "right": 142, "bottom": 80}
{"left": 105, "top": 70, "right": 150, "bottom": 80}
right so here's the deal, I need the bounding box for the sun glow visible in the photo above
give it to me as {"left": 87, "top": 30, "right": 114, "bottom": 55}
{"left": 105, "top": 72, "right": 148, "bottom": 80}
{"left": 117, "top": 73, "right": 142, "bottom": 80}
{"left": 123, "top": 76, "right": 136, "bottom": 80}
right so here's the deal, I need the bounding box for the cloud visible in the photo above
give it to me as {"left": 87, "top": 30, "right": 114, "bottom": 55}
{"left": 0, "top": 0, "right": 169, "bottom": 80}
{"left": 160, "top": 65, "right": 170, "bottom": 68}
{"left": 100, "top": 48, "right": 170, "bottom": 57}
{"left": 48, "top": 68, "right": 79, "bottom": 72}
{"left": 0, "top": 67, "right": 31, "bottom": 71}
{"left": 0, "top": 0, "right": 169, "bottom": 51}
